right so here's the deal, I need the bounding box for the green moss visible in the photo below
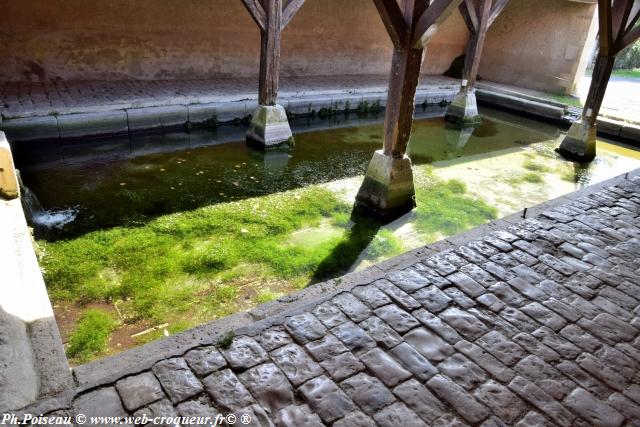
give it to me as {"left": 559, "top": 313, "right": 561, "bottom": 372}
{"left": 218, "top": 331, "right": 235, "bottom": 349}
{"left": 40, "top": 186, "right": 354, "bottom": 338}
{"left": 67, "top": 309, "right": 118, "bottom": 362}
{"left": 255, "top": 289, "right": 281, "bottom": 304}
{"left": 43, "top": 174, "right": 499, "bottom": 361}
{"left": 523, "top": 160, "right": 549, "bottom": 173}
{"left": 522, "top": 172, "right": 544, "bottom": 183}
{"left": 366, "top": 229, "right": 404, "bottom": 260}
{"left": 561, "top": 170, "right": 577, "bottom": 183}
{"left": 548, "top": 94, "right": 583, "bottom": 109}
{"left": 414, "top": 178, "right": 497, "bottom": 240}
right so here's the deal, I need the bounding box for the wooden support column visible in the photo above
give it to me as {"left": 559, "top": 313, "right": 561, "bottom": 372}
{"left": 558, "top": 0, "right": 640, "bottom": 162}
{"left": 383, "top": 42, "right": 425, "bottom": 158}
{"left": 259, "top": 0, "right": 282, "bottom": 105}
{"left": 241, "top": 0, "right": 305, "bottom": 148}
{"left": 445, "top": 0, "right": 509, "bottom": 126}
{"left": 355, "top": 0, "right": 462, "bottom": 219}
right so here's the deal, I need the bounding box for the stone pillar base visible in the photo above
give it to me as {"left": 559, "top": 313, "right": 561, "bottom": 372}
{"left": 355, "top": 150, "right": 415, "bottom": 219}
{"left": 246, "top": 104, "right": 294, "bottom": 149}
{"left": 445, "top": 89, "right": 481, "bottom": 126}
{"left": 557, "top": 119, "right": 596, "bottom": 162}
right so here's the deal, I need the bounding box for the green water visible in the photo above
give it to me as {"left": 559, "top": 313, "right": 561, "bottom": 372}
{"left": 14, "top": 107, "right": 640, "bottom": 362}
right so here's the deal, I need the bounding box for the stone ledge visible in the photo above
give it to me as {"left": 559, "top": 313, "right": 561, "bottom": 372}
{"left": 1, "top": 197, "right": 72, "bottom": 412}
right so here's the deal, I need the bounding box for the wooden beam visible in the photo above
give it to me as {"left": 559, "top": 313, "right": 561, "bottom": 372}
{"left": 412, "top": 0, "right": 463, "bottom": 46}
{"left": 617, "top": 24, "right": 640, "bottom": 52}
{"left": 373, "top": 0, "right": 409, "bottom": 48}
{"left": 241, "top": 0, "right": 267, "bottom": 31}
{"left": 459, "top": 0, "right": 479, "bottom": 33}
{"left": 487, "top": 0, "right": 509, "bottom": 27}
{"left": 281, "top": 0, "right": 305, "bottom": 29}
{"left": 462, "top": 0, "right": 492, "bottom": 87}
{"left": 624, "top": 2, "right": 640, "bottom": 34}
{"left": 612, "top": 0, "right": 634, "bottom": 42}
{"left": 258, "top": 0, "right": 283, "bottom": 105}
{"left": 598, "top": 0, "right": 613, "bottom": 56}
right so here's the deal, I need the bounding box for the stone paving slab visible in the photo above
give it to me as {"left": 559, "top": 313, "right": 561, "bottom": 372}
{"left": 10, "top": 171, "right": 640, "bottom": 426}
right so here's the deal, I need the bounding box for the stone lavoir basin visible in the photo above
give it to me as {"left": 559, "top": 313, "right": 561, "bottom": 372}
{"left": 12, "top": 106, "right": 640, "bottom": 364}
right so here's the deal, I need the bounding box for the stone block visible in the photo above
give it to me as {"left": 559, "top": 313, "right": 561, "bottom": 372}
{"left": 115, "top": 372, "right": 164, "bottom": 411}
{"left": 151, "top": 357, "right": 203, "bottom": 403}
{"left": 239, "top": 363, "right": 294, "bottom": 413}
{"left": 299, "top": 375, "right": 355, "bottom": 423}
{"left": 73, "top": 387, "right": 127, "bottom": 425}
{"left": 354, "top": 150, "right": 415, "bottom": 219}
{"left": 188, "top": 102, "right": 245, "bottom": 124}
{"left": 246, "top": 104, "right": 293, "bottom": 148}
{"left": 284, "top": 313, "right": 327, "bottom": 344}
{"left": 332, "top": 293, "right": 372, "bottom": 322}
{"left": 427, "top": 375, "right": 490, "bottom": 424}
{"left": 184, "top": 345, "right": 226, "bottom": 376}
{"left": 445, "top": 89, "right": 481, "bottom": 126}
{"left": 128, "top": 105, "right": 188, "bottom": 132}
{"left": 360, "top": 348, "right": 411, "bottom": 387}
{"left": 319, "top": 351, "right": 365, "bottom": 381}
{"left": 340, "top": 373, "right": 395, "bottom": 414}
{"left": 404, "top": 327, "right": 454, "bottom": 362}
{"left": 270, "top": 343, "right": 323, "bottom": 386}
{"left": 220, "top": 336, "right": 268, "bottom": 369}
{"left": 1, "top": 116, "right": 59, "bottom": 141}
{"left": 275, "top": 404, "right": 324, "bottom": 427}
{"left": 203, "top": 369, "right": 254, "bottom": 411}
{"left": 565, "top": 388, "right": 624, "bottom": 427}
{"left": 57, "top": 111, "right": 128, "bottom": 139}
{"left": 558, "top": 119, "right": 596, "bottom": 162}
{"left": 373, "top": 402, "right": 427, "bottom": 427}
{"left": 620, "top": 122, "right": 640, "bottom": 143}
{"left": 373, "top": 305, "right": 419, "bottom": 333}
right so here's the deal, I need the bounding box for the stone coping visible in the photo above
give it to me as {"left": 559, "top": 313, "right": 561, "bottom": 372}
{"left": 0, "top": 137, "right": 72, "bottom": 412}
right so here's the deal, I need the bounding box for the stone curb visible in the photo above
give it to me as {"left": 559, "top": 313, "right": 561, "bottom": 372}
{"left": 57, "top": 167, "right": 639, "bottom": 405}
{"left": 0, "top": 87, "right": 455, "bottom": 143}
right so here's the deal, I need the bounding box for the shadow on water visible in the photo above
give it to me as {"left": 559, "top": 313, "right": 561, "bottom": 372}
{"left": 12, "top": 106, "right": 559, "bottom": 241}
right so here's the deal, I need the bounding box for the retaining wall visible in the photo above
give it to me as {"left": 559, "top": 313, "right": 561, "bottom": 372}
{"left": 0, "top": 0, "right": 596, "bottom": 94}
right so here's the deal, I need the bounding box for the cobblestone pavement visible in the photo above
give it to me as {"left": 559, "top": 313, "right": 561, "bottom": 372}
{"left": 0, "top": 75, "right": 458, "bottom": 119}
{"left": 27, "top": 175, "right": 640, "bottom": 426}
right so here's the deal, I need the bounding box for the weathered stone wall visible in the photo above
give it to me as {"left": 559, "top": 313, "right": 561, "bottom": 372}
{"left": 0, "top": 0, "right": 595, "bottom": 94}
{"left": 480, "top": 0, "right": 598, "bottom": 94}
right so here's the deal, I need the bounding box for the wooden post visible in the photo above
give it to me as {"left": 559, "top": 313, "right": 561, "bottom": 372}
{"left": 356, "top": 0, "right": 461, "bottom": 219}
{"left": 462, "top": 0, "right": 491, "bottom": 88}
{"left": 383, "top": 45, "right": 425, "bottom": 158}
{"left": 258, "top": 0, "right": 282, "bottom": 105}
{"left": 241, "top": 0, "right": 306, "bottom": 148}
{"left": 446, "top": 0, "right": 509, "bottom": 125}
{"left": 583, "top": 54, "right": 615, "bottom": 126}
{"left": 558, "top": 0, "right": 639, "bottom": 162}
